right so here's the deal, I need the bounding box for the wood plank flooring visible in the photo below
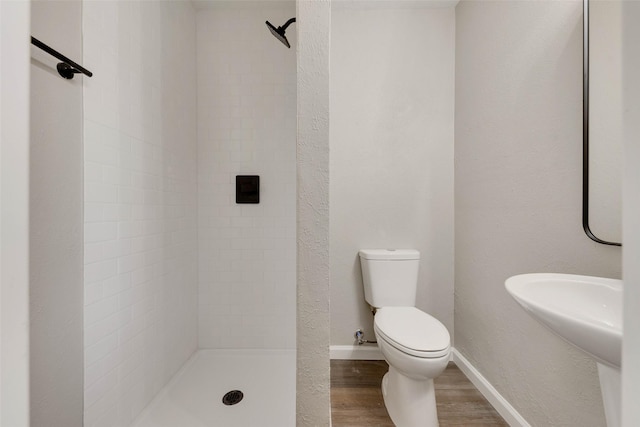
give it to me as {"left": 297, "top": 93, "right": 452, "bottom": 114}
{"left": 331, "top": 360, "right": 508, "bottom": 427}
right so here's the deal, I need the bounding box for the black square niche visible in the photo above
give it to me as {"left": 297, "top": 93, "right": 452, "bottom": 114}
{"left": 236, "top": 175, "right": 260, "bottom": 204}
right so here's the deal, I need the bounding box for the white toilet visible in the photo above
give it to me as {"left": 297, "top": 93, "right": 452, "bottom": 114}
{"left": 359, "top": 249, "right": 451, "bottom": 427}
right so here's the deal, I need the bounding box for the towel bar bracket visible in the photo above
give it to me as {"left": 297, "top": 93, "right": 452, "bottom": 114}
{"left": 31, "top": 36, "right": 93, "bottom": 79}
{"left": 56, "top": 63, "right": 81, "bottom": 79}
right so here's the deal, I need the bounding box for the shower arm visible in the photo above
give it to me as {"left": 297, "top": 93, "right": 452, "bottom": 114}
{"left": 280, "top": 17, "right": 296, "bottom": 30}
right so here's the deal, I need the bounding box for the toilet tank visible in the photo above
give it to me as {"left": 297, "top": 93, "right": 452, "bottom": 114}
{"left": 359, "top": 249, "right": 420, "bottom": 308}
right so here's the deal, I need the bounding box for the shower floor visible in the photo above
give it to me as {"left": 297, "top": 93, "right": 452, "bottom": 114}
{"left": 132, "top": 349, "right": 296, "bottom": 427}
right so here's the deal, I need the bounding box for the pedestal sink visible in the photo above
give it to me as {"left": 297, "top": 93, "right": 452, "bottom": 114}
{"left": 505, "top": 273, "right": 622, "bottom": 427}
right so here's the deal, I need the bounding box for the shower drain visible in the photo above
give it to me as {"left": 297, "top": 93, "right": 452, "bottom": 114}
{"left": 222, "top": 390, "right": 244, "bottom": 406}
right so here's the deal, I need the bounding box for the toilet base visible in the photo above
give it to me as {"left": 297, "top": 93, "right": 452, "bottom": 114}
{"left": 381, "top": 365, "right": 439, "bottom": 427}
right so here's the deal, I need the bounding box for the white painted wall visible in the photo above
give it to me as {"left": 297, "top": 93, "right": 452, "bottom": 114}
{"left": 455, "top": 1, "right": 621, "bottom": 426}
{"left": 30, "top": 1, "right": 83, "bottom": 425}
{"left": 296, "top": 0, "right": 331, "bottom": 424}
{"left": 622, "top": 2, "right": 640, "bottom": 425}
{"left": 196, "top": 3, "right": 296, "bottom": 350}
{"left": 0, "top": 1, "right": 31, "bottom": 425}
{"left": 82, "top": 2, "right": 198, "bottom": 425}
{"left": 330, "top": 3, "right": 455, "bottom": 347}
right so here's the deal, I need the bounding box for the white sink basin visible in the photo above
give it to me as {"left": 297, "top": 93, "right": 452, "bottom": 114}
{"left": 505, "top": 273, "right": 622, "bottom": 367}
{"left": 505, "top": 273, "right": 623, "bottom": 426}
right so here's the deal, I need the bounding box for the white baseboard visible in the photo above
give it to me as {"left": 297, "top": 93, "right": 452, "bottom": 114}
{"left": 330, "top": 345, "right": 384, "bottom": 360}
{"left": 452, "top": 348, "right": 530, "bottom": 427}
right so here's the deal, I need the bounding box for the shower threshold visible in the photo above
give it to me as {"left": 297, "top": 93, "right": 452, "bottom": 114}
{"left": 132, "top": 349, "right": 296, "bottom": 427}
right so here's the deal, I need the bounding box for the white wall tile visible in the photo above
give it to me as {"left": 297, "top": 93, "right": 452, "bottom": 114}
{"left": 83, "top": 1, "right": 197, "bottom": 426}
{"left": 197, "top": 5, "right": 296, "bottom": 350}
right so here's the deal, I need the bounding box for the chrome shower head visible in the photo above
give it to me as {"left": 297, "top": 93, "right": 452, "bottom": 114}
{"left": 265, "top": 17, "right": 296, "bottom": 49}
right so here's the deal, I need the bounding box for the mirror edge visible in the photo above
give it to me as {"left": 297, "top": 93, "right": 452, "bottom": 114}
{"left": 583, "top": 0, "right": 622, "bottom": 247}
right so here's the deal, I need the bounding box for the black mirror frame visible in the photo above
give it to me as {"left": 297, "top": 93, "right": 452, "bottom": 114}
{"left": 582, "top": 0, "right": 622, "bottom": 247}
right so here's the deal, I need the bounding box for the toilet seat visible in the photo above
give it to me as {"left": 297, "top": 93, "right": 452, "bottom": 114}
{"left": 375, "top": 307, "right": 450, "bottom": 358}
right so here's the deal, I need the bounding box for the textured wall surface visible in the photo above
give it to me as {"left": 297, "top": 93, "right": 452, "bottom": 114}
{"left": 622, "top": 2, "right": 640, "bottom": 425}
{"left": 82, "top": 2, "right": 198, "bottom": 425}
{"left": 330, "top": 4, "right": 455, "bottom": 347}
{"left": 196, "top": 3, "right": 296, "bottom": 350}
{"left": 455, "top": 1, "right": 621, "bottom": 426}
{"left": 0, "top": 1, "right": 31, "bottom": 425}
{"left": 30, "top": 1, "right": 83, "bottom": 425}
{"left": 296, "top": 0, "right": 331, "bottom": 425}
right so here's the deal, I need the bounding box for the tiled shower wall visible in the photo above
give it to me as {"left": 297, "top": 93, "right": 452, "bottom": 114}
{"left": 196, "top": 4, "right": 296, "bottom": 350}
{"left": 82, "top": 2, "right": 197, "bottom": 425}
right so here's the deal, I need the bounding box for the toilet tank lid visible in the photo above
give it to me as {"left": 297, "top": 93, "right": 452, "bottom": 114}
{"left": 358, "top": 249, "right": 420, "bottom": 260}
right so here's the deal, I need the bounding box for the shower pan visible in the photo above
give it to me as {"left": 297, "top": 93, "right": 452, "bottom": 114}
{"left": 132, "top": 350, "right": 295, "bottom": 427}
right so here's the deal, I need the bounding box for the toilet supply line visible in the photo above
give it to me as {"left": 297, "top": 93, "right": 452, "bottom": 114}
{"left": 355, "top": 329, "right": 377, "bottom": 345}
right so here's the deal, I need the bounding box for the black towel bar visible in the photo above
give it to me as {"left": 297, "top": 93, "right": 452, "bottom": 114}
{"left": 31, "top": 36, "right": 93, "bottom": 79}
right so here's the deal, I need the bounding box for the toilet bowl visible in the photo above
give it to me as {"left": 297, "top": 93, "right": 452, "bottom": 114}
{"left": 358, "top": 249, "right": 451, "bottom": 427}
{"left": 374, "top": 306, "right": 451, "bottom": 427}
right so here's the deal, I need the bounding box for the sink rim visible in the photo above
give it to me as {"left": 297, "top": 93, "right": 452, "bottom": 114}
{"left": 506, "top": 273, "right": 622, "bottom": 333}
{"left": 505, "top": 272, "right": 622, "bottom": 368}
